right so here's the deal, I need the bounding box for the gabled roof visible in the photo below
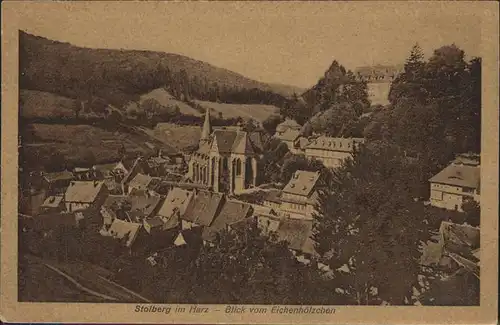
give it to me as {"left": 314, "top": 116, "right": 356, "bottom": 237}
{"left": 93, "top": 163, "right": 118, "bottom": 178}
{"left": 213, "top": 130, "right": 239, "bottom": 154}
{"left": 43, "top": 170, "right": 74, "bottom": 183}
{"left": 276, "top": 218, "right": 316, "bottom": 256}
{"left": 276, "top": 118, "right": 302, "bottom": 133}
{"left": 202, "top": 200, "right": 253, "bottom": 242}
{"left": 108, "top": 219, "right": 142, "bottom": 247}
{"left": 277, "top": 129, "right": 301, "bottom": 142}
{"left": 127, "top": 193, "right": 163, "bottom": 220}
{"left": 41, "top": 195, "right": 64, "bottom": 208}
{"left": 182, "top": 190, "right": 224, "bottom": 226}
{"left": 128, "top": 173, "right": 153, "bottom": 190}
{"left": 64, "top": 181, "right": 105, "bottom": 203}
{"left": 157, "top": 187, "right": 193, "bottom": 218}
{"left": 231, "top": 132, "right": 257, "bottom": 155}
{"left": 283, "top": 170, "right": 320, "bottom": 197}
{"left": 440, "top": 221, "right": 480, "bottom": 254}
{"left": 429, "top": 163, "right": 480, "bottom": 189}
{"left": 304, "top": 136, "right": 364, "bottom": 152}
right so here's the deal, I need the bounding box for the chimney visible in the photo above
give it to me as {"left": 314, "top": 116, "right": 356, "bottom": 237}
{"left": 94, "top": 180, "right": 98, "bottom": 187}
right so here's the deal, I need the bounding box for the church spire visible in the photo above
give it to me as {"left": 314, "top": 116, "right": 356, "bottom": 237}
{"left": 200, "top": 108, "right": 212, "bottom": 143}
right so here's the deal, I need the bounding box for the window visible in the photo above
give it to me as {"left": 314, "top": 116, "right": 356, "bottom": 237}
{"left": 431, "top": 190, "right": 443, "bottom": 201}
{"left": 236, "top": 158, "right": 242, "bottom": 176}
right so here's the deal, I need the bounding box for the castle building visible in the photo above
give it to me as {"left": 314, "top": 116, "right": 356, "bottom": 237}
{"left": 187, "top": 110, "right": 267, "bottom": 194}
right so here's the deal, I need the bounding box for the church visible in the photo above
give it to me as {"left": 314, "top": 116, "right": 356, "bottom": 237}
{"left": 187, "top": 110, "right": 267, "bottom": 194}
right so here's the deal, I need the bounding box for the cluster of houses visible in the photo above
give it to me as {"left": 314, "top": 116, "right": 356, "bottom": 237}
{"left": 24, "top": 110, "right": 481, "bottom": 287}
{"left": 274, "top": 118, "right": 365, "bottom": 168}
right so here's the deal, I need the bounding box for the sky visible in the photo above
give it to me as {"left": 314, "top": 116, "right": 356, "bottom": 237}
{"left": 17, "top": 2, "right": 483, "bottom": 89}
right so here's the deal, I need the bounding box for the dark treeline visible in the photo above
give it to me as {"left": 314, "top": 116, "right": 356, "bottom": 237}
{"left": 19, "top": 31, "right": 291, "bottom": 112}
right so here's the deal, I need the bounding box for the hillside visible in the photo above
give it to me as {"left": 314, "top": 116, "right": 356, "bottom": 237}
{"left": 139, "top": 88, "right": 202, "bottom": 116}
{"left": 193, "top": 100, "right": 279, "bottom": 122}
{"left": 19, "top": 31, "right": 296, "bottom": 111}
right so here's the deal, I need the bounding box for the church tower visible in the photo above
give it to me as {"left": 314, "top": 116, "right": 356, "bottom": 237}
{"left": 200, "top": 108, "right": 212, "bottom": 145}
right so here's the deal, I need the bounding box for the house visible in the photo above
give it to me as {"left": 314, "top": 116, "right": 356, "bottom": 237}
{"left": 39, "top": 195, "right": 65, "bottom": 213}
{"left": 92, "top": 162, "right": 120, "bottom": 192}
{"left": 201, "top": 200, "right": 253, "bottom": 244}
{"left": 262, "top": 189, "right": 282, "bottom": 211}
{"left": 275, "top": 118, "right": 302, "bottom": 137}
{"left": 127, "top": 173, "right": 153, "bottom": 195}
{"left": 429, "top": 159, "right": 480, "bottom": 212}
{"left": 187, "top": 109, "right": 268, "bottom": 194}
{"left": 156, "top": 187, "right": 194, "bottom": 228}
{"left": 119, "top": 157, "right": 146, "bottom": 194}
{"left": 420, "top": 221, "right": 480, "bottom": 275}
{"left": 276, "top": 218, "right": 317, "bottom": 264}
{"left": 104, "top": 218, "right": 143, "bottom": 248}
{"left": 181, "top": 190, "right": 225, "bottom": 230}
{"left": 64, "top": 180, "right": 108, "bottom": 213}
{"left": 126, "top": 191, "right": 163, "bottom": 223}
{"left": 279, "top": 170, "right": 320, "bottom": 220}
{"left": 303, "top": 136, "right": 364, "bottom": 169}
{"left": 276, "top": 129, "right": 302, "bottom": 154}
{"left": 73, "top": 167, "right": 94, "bottom": 181}
{"left": 100, "top": 195, "right": 127, "bottom": 228}
{"left": 42, "top": 170, "right": 74, "bottom": 194}
{"left": 419, "top": 221, "right": 480, "bottom": 305}
{"left": 252, "top": 204, "right": 281, "bottom": 234}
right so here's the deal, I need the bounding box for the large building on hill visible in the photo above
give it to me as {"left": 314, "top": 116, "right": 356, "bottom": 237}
{"left": 355, "top": 65, "right": 404, "bottom": 106}
{"left": 187, "top": 110, "right": 268, "bottom": 194}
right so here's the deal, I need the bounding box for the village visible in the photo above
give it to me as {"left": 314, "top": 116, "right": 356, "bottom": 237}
{"left": 19, "top": 104, "right": 481, "bottom": 303}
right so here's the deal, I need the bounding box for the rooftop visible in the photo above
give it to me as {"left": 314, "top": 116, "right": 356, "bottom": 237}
{"left": 202, "top": 200, "right": 253, "bottom": 242}
{"left": 43, "top": 170, "right": 74, "bottom": 183}
{"left": 157, "top": 187, "right": 193, "bottom": 218}
{"left": 429, "top": 163, "right": 480, "bottom": 189}
{"left": 182, "top": 190, "right": 224, "bottom": 226}
{"left": 276, "top": 218, "right": 316, "bottom": 256}
{"left": 283, "top": 170, "right": 320, "bottom": 197}
{"left": 108, "top": 219, "right": 142, "bottom": 247}
{"left": 128, "top": 173, "right": 153, "bottom": 190}
{"left": 64, "top": 181, "right": 105, "bottom": 203}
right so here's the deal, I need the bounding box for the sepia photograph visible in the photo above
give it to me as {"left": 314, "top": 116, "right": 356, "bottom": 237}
{"left": 1, "top": 1, "right": 498, "bottom": 324}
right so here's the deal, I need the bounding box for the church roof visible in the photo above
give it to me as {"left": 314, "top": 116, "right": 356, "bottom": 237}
{"left": 231, "top": 132, "right": 256, "bottom": 155}
{"left": 213, "top": 130, "right": 239, "bottom": 154}
{"left": 201, "top": 109, "right": 212, "bottom": 141}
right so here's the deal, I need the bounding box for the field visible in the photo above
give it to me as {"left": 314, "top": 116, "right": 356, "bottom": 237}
{"left": 140, "top": 88, "right": 202, "bottom": 116}
{"left": 20, "top": 123, "right": 159, "bottom": 167}
{"left": 145, "top": 122, "right": 201, "bottom": 152}
{"left": 20, "top": 89, "right": 77, "bottom": 119}
{"left": 193, "top": 100, "right": 280, "bottom": 122}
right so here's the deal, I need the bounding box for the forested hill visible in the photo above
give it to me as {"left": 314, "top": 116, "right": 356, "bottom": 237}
{"left": 19, "top": 31, "right": 295, "bottom": 109}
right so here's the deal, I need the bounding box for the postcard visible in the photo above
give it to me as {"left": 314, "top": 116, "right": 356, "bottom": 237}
{"left": 1, "top": 1, "right": 498, "bottom": 324}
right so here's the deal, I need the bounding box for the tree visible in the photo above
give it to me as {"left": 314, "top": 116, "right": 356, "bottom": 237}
{"left": 262, "top": 114, "right": 283, "bottom": 136}
{"left": 313, "top": 142, "right": 427, "bottom": 305}
{"left": 189, "top": 223, "right": 334, "bottom": 304}
{"left": 307, "top": 103, "right": 358, "bottom": 137}
{"left": 279, "top": 153, "right": 326, "bottom": 184}
{"left": 242, "top": 118, "right": 259, "bottom": 133}
{"left": 461, "top": 198, "right": 480, "bottom": 227}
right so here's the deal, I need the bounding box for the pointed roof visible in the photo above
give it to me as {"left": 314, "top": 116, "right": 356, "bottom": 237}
{"left": 231, "top": 132, "right": 256, "bottom": 155}
{"left": 201, "top": 109, "right": 212, "bottom": 141}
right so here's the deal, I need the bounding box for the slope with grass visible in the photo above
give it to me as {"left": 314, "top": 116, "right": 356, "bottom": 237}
{"left": 193, "top": 100, "right": 280, "bottom": 122}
